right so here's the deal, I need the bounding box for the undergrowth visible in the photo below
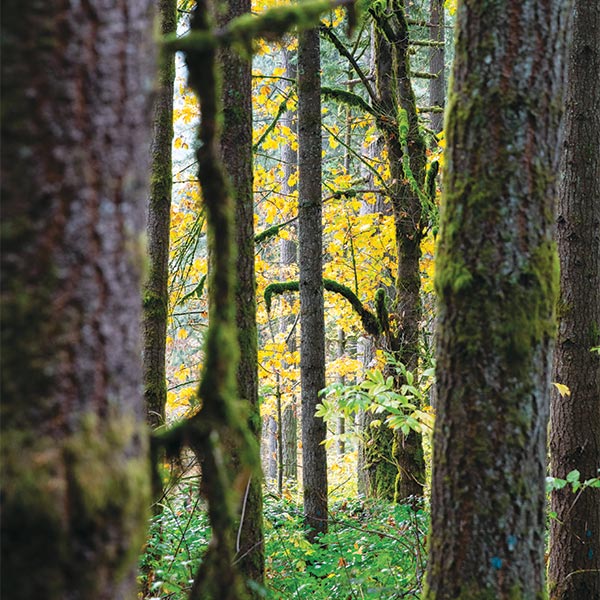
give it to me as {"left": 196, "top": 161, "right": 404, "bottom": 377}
{"left": 139, "top": 486, "right": 428, "bottom": 599}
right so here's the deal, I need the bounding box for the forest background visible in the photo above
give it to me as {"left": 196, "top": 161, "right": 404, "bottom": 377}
{"left": 1, "top": 0, "right": 598, "bottom": 599}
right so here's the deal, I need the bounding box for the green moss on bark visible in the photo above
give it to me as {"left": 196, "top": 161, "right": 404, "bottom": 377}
{"left": 1, "top": 415, "right": 150, "bottom": 599}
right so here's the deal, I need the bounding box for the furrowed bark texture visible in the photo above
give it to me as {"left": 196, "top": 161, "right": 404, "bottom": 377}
{"left": 0, "top": 2, "right": 154, "bottom": 598}
{"left": 429, "top": 0, "right": 445, "bottom": 134}
{"left": 549, "top": 2, "right": 600, "bottom": 598}
{"left": 218, "top": 0, "right": 265, "bottom": 589}
{"left": 424, "top": 1, "right": 571, "bottom": 598}
{"left": 298, "top": 27, "right": 328, "bottom": 541}
{"left": 143, "top": 0, "right": 176, "bottom": 431}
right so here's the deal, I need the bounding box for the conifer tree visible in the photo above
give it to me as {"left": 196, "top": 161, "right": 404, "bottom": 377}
{"left": 424, "top": 0, "right": 571, "bottom": 596}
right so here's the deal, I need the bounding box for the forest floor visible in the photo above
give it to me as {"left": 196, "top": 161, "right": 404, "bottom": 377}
{"left": 139, "top": 488, "right": 427, "bottom": 599}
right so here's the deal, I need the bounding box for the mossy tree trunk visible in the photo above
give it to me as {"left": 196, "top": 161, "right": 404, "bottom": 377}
{"left": 143, "top": 0, "right": 176, "bottom": 432}
{"left": 218, "top": 0, "right": 265, "bottom": 590}
{"left": 372, "top": 1, "right": 427, "bottom": 502}
{"left": 549, "top": 2, "right": 600, "bottom": 598}
{"left": 0, "top": 2, "right": 154, "bottom": 598}
{"left": 423, "top": 1, "right": 571, "bottom": 598}
{"left": 298, "top": 26, "right": 328, "bottom": 541}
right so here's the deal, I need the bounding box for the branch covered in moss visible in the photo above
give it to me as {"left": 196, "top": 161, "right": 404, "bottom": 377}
{"left": 166, "top": 0, "right": 357, "bottom": 55}
{"left": 321, "top": 86, "right": 378, "bottom": 119}
{"left": 176, "top": 274, "right": 207, "bottom": 306}
{"left": 264, "top": 279, "right": 381, "bottom": 336}
{"left": 323, "top": 279, "right": 381, "bottom": 335}
{"left": 425, "top": 160, "right": 439, "bottom": 202}
{"left": 253, "top": 97, "right": 289, "bottom": 152}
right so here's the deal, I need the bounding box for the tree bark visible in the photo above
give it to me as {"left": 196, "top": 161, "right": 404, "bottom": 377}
{"left": 143, "top": 0, "right": 176, "bottom": 431}
{"left": 428, "top": 0, "right": 445, "bottom": 135}
{"left": 424, "top": 1, "right": 571, "bottom": 597}
{"left": 298, "top": 27, "right": 328, "bottom": 541}
{"left": 217, "top": 0, "right": 265, "bottom": 590}
{"left": 0, "top": 2, "right": 154, "bottom": 598}
{"left": 374, "top": 1, "right": 427, "bottom": 502}
{"left": 549, "top": 2, "right": 600, "bottom": 598}
{"left": 280, "top": 47, "right": 299, "bottom": 485}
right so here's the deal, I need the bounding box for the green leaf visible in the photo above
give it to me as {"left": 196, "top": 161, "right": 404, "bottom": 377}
{"left": 566, "top": 469, "right": 580, "bottom": 483}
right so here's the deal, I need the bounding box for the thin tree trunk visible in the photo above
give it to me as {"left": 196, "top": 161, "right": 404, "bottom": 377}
{"left": 1, "top": 2, "right": 154, "bottom": 597}
{"left": 280, "top": 47, "right": 299, "bottom": 486}
{"left": 337, "top": 328, "right": 346, "bottom": 456}
{"left": 428, "top": 0, "right": 445, "bottom": 135}
{"left": 282, "top": 404, "right": 298, "bottom": 481}
{"left": 143, "top": 0, "right": 176, "bottom": 431}
{"left": 424, "top": 1, "right": 571, "bottom": 597}
{"left": 549, "top": 3, "right": 600, "bottom": 598}
{"left": 298, "top": 26, "right": 328, "bottom": 541}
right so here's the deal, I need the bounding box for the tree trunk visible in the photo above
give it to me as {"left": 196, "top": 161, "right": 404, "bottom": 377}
{"left": 298, "top": 27, "right": 328, "bottom": 541}
{"left": 549, "top": 3, "right": 600, "bottom": 598}
{"left": 0, "top": 2, "right": 154, "bottom": 598}
{"left": 374, "top": 2, "right": 427, "bottom": 502}
{"left": 143, "top": 0, "right": 176, "bottom": 431}
{"left": 428, "top": 0, "right": 445, "bottom": 135}
{"left": 424, "top": 1, "right": 571, "bottom": 597}
{"left": 282, "top": 404, "right": 298, "bottom": 481}
{"left": 217, "top": 0, "right": 265, "bottom": 590}
{"left": 280, "top": 48, "right": 299, "bottom": 486}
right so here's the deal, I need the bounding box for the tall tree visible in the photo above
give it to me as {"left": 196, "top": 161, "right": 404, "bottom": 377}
{"left": 372, "top": 1, "right": 427, "bottom": 501}
{"left": 298, "top": 26, "right": 328, "bottom": 541}
{"left": 218, "top": 0, "right": 265, "bottom": 590}
{"left": 280, "top": 46, "right": 299, "bottom": 486}
{"left": 143, "top": 0, "right": 176, "bottom": 432}
{"left": 549, "top": 2, "right": 600, "bottom": 598}
{"left": 0, "top": 2, "right": 154, "bottom": 598}
{"left": 423, "top": 0, "right": 571, "bottom": 597}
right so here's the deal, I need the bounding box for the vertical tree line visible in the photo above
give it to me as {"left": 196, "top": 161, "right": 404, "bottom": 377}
{"left": 424, "top": 0, "right": 572, "bottom": 597}
{"left": 298, "top": 25, "right": 329, "bottom": 541}
{"left": 549, "top": 2, "right": 600, "bottom": 598}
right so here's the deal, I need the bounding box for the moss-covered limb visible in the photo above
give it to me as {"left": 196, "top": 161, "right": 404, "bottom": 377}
{"left": 418, "top": 105, "right": 444, "bottom": 113}
{"left": 320, "top": 24, "right": 377, "bottom": 101}
{"left": 425, "top": 160, "right": 439, "bottom": 202}
{"left": 254, "top": 218, "right": 296, "bottom": 245}
{"left": 321, "top": 86, "right": 379, "bottom": 119}
{"left": 323, "top": 279, "right": 381, "bottom": 335}
{"left": 179, "top": 1, "right": 260, "bottom": 597}
{"left": 265, "top": 279, "right": 381, "bottom": 335}
{"left": 175, "top": 274, "right": 206, "bottom": 306}
{"left": 252, "top": 96, "right": 289, "bottom": 152}
{"left": 264, "top": 280, "right": 300, "bottom": 312}
{"left": 166, "top": 0, "right": 356, "bottom": 55}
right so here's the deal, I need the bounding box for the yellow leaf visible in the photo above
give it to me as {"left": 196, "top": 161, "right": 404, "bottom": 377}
{"left": 552, "top": 382, "right": 571, "bottom": 397}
